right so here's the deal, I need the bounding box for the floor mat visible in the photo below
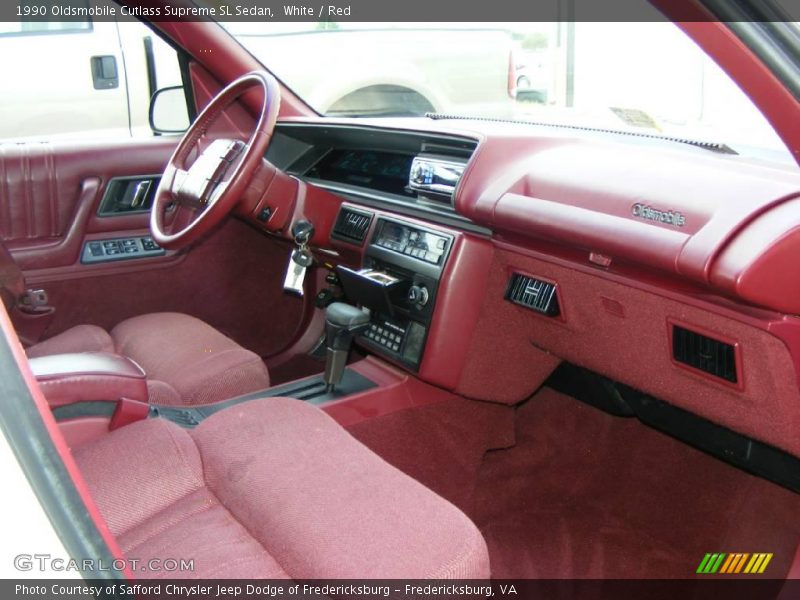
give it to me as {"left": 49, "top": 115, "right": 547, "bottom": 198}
{"left": 474, "top": 388, "right": 800, "bottom": 579}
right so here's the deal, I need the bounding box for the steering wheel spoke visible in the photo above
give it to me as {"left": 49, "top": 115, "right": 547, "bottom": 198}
{"left": 167, "top": 167, "right": 190, "bottom": 197}
{"left": 149, "top": 71, "right": 280, "bottom": 249}
{"left": 207, "top": 177, "right": 231, "bottom": 207}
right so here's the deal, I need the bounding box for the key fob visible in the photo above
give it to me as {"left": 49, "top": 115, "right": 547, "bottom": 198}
{"left": 291, "top": 248, "right": 314, "bottom": 267}
{"left": 284, "top": 249, "right": 312, "bottom": 296}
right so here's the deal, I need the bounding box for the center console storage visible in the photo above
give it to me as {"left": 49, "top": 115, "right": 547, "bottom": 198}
{"left": 29, "top": 351, "right": 151, "bottom": 447}
{"left": 29, "top": 351, "right": 148, "bottom": 408}
{"left": 152, "top": 368, "right": 377, "bottom": 428}
{"left": 337, "top": 217, "right": 453, "bottom": 370}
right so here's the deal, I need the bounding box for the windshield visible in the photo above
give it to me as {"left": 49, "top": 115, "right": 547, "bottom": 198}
{"left": 223, "top": 21, "right": 794, "bottom": 165}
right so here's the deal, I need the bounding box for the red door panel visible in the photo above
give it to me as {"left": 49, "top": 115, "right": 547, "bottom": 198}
{"left": 1, "top": 137, "right": 310, "bottom": 358}
{"left": 0, "top": 137, "right": 177, "bottom": 269}
{"left": 28, "top": 218, "right": 308, "bottom": 359}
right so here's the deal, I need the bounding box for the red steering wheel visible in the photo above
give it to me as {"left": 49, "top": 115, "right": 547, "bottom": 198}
{"left": 150, "top": 71, "right": 280, "bottom": 249}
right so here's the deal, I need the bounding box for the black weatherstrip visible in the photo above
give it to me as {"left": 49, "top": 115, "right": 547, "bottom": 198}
{"left": 143, "top": 35, "right": 158, "bottom": 99}
{"left": 178, "top": 50, "right": 198, "bottom": 122}
{"left": 703, "top": 0, "right": 800, "bottom": 100}
{"left": 0, "top": 332, "right": 123, "bottom": 580}
{"left": 52, "top": 401, "right": 117, "bottom": 422}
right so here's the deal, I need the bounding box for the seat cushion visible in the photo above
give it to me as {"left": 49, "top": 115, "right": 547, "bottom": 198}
{"left": 27, "top": 312, "right": 271, "bottom": 406}
{"left": 74, "top": 397, "right": 490, "bottom": 579}
{"left": 111, "top": 313, "right": 270, "bottom": 406}
{"left": 26, "top": 325, "right": 115, "bottom": 359}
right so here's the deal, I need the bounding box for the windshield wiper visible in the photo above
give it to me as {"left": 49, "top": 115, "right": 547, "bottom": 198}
{"left": 425, "top": 112, "right": 738, "bottom": 155}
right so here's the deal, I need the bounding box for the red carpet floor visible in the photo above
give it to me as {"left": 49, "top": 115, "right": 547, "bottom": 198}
{"left": 473, "top": 388, "right": 800, "bottom": 578}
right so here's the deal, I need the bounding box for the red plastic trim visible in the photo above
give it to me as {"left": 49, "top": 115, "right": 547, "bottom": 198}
{"left": 676, "top": 19, "right": 800, "bottom": 167}
{"left": 321, "top": 356, "right": 459, "bottom": 427}
{"left": 110, "top": 398, "right": 151, "bottom": 431}
{"left": 493, "top": 237, "right": 800, "bottom": 396}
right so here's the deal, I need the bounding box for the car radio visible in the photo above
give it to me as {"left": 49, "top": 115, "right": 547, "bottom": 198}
{"left": 337, "top": 217, "right": 453, "bottom": 370}
{"left": 408, "top": 155, "right": 466, "bottom": 202}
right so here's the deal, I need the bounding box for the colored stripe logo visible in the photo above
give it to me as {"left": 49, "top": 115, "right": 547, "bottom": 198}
{"left": 697, "top": 552, "right": 773, "bottom": 574}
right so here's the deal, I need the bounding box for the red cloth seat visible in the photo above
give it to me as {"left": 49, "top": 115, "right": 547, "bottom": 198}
{"left": 27, "top": 313, "right": 270, "bottom": 406}
{"left": 74, "top": 397, "right": 490, "bottom": 579}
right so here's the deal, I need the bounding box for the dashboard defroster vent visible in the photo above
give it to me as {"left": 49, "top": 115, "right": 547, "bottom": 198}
{"left": 505, "top": 273, "right": 560, "bottom": 317}
{"left": 332, "top": 207, "right": 373, "bottom": 245}
{"left": 672, "top": 325, "right": 737, "bottom": 384}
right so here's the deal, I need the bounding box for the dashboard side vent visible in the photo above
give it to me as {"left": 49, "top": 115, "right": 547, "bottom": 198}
{"left": 505, "top": 273, "right": 560, "bottom": 317}
{"left": 672, "top": 325, "right": 737, "bottom": 383}
{"left": 331, "top": 207, "right": 373, "bottom": 245}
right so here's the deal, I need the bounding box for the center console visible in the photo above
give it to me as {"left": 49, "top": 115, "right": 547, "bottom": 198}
{"left": 29, "top": 351, "right": 151, "bottom": 447}
{"left": 337, "top": 217, "right": 453, "bottom": 371}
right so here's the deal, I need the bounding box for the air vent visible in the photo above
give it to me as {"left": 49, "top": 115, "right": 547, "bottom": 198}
{"left": 672, "top": 325, "right": 737, "bottom": 383}
{"left": 331, "top": 207, "right": 373, "bottom": 245}
{"left": 505, "top": 273, "right": 560, "bottom": 317}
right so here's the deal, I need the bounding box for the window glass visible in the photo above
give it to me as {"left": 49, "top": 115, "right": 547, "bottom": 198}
{"left": 225, "top": 20, "right": 795, "bottom": 165}
{"left": 0, "top": 18, "right": 185, "bottom": 142}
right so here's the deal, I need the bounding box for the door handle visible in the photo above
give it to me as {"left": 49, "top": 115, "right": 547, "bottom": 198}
{"left": 90, "top": 55, "right": 119, "bottom": 90}
{"left": 130, "top": 180, "right": 151, "bottom": 209}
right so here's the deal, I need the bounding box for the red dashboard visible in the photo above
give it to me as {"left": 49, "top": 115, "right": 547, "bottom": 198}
{"left": 455, "top": 128, "right": 800, "bottom": 315}
{"left": 263, "top": 117, "right": 800, "bottom": 314}
{"left": 230, "top": 115, "right": 800, "bottom": 459}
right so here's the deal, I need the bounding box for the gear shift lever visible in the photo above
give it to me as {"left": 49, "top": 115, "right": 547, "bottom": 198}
{"left": 324, "top": 302, "right": 370, "bottom": 392}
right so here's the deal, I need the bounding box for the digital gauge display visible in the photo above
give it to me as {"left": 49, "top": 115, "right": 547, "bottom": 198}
{"left": 306, "top": 150, "right": 415, "bottom": 196}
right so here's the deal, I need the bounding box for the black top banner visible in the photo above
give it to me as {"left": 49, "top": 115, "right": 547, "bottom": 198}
{"left": 4, "top": 0, "right": 800, "bottom": 22}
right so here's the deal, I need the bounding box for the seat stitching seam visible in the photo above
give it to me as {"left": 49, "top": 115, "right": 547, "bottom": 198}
{"left": 120, "top": 497, "right": 216, "bottom": 555}
{"left": 190, "top": 433, "right": 283, "bottom": 574}
{"left": 114, "top": 425, "right": 203, "bottom": 538}
{"left": 180, "top": 352, "right": 267, "bottom": 403}
{"left": 163, "top": 424, "right": 199, "bottom": 481}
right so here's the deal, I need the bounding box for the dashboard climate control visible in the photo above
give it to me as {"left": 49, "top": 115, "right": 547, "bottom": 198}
{"left": 336, "top": 215, "right": 453, "bottom": 371}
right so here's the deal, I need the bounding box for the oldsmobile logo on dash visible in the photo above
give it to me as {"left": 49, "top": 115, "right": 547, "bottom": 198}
{"left": 632, "top": 203, "right": 687, "bottom": 227}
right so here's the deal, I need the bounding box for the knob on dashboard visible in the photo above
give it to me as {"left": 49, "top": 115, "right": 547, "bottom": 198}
{"left": 407, "top": 285, "right": 429, "bottom": 307}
